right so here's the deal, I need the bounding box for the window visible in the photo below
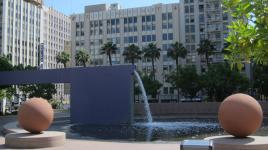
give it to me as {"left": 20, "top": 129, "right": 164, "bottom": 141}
{"left": 76, "top": 22, "right": 80, "bottom": 28}
{"left": 134, "top": 36, "right": 138, "bottom": 43}
{"left": 185, "top": 6, "right": 189, "bottom": 13}
{"left": 185, "top": 25, "right": 190, "bottom": 33}
{"left": 190, "top": 15, "right": 195, "bottom": 23}
{"left": 142, "top": 36, "right": 146, "bottom": 42}
{"left": 116, "top": 19, "right": 120, "bottom": 24}
{"left": 134, "top": 17, "right": 137, "bottom": 23}
{"left": 185, "top": 15, "right": 190, "bottom": 23}
{"left": 168, "top": 13, "right": 172, "bottom": 20}
{"left": 199, "top": 5, "right": 204, "bottom": 12}
{"left": 162, "top": 23, "right": 168, "bottom": 29}
{"left": 111, "top": 19, "right": 116, "bottom": 25}
{"left": 191, "top": 25, "right": 195, "bottom": 32}
{"left": 162, "top": 13, "right": 167, "bottom": 20}
{"left": 152, "top": 35, "right": 156, "bottom": 41}
{"left": 124, "top": 18, "right": 128, "bottom": 24}
{"left": 190, "top": 5, "right": 194, "bottom": 13}
{"left": 168, "top": 33, "right": 173, "bottom": 40}
{"left": 142, "top": 16, "right": 146, "bottom": 22}
{"left": 146, "top": 15, "right": 151, "bottom": 22}
{"left": 223, "top": 13, "right": 228, "bottom": 20}
{"left": 128, "top": 17, "right": 133, "bottom": 23}
{"left": 163, "top": 34, "right": 168, "bottom": 40}
{"left": 99, "top": 21, "right": 103, "bottom": 26}
{"left": 200, "top": 24, "right": 205, "bottom": 32}
{"left": 199, "top": 14, "right": 204, "bottom": 23}
{"left": 191, "top": 35, "right": 195, "bottom": 42}
{"left": 152, "top": 15, "right": 155, "bottom": 21}
{"left": 164, "top": 87, "right": 168, "bottom": 94}
{"left": 168, "top": 23, "right": 173, "bottom": 29}
{"left": 129, "top": 36, "right": 133, "bottom": 43}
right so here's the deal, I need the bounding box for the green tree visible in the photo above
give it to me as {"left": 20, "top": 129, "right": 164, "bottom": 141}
{"left": 197, "top": 39, "right": 216, "bottom": 67}
{"left": 75, "top": 49, "right": 90, "bottom": 67}
{"left": 13, "top": 65, "right": 57, "bottom": 100}
{"left": 168, "top": 65, "right": 201, "bottom": 101}
{"left": 56, "top": 52, "right": 70, "bottom": 68}
{"left": 100, "top": 42, "right": 118, "bottom": 66}
{"left": 123, "top": 44, "right": 142, "bottom": 65}
{"left": 167, "top": 42, "right": 187, "bottom": 102}
{"left": 143, "top": 43, "right": 161, "bottom": 80}
{"left": 201, "top": 63, "right": 249, "bottom": 102}
{"left": 0, "top": 56, "right": 13, "bottom": 93}
{"left": 223, "top": 0, "right": 268, "bottom": 67}
{"left": 0, "top": 56, "right": 13, "bottom": 72}
{"left": 253, "top": 64, "right": 268, "bottom": 100}
{"left": 142, "top": 74, "right": 162, "bottom": 99}
{"left": 167, "top": 42, "right": 187, "bottom": 71}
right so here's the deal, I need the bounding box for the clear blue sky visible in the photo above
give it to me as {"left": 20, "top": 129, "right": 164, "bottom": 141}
{"left": 44, "top": 0, "right": 179, "bottom": 15}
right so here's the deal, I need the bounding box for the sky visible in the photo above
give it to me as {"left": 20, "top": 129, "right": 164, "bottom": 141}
{"left": 44, "top": 0, "right": 179, "bottom": 15}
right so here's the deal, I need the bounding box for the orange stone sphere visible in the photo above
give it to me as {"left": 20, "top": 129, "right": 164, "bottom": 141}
{"left": 218, "top": 94, "right": 263, "bottom": 138}
{"left": 18, "top": 98, "right": 54, "bottom": 134}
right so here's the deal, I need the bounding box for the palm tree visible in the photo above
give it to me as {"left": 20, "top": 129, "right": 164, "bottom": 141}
{"left": 100, "top": 42, "right": 118, "bottom": 66}
{"left": 123, "top": 44, "right": 142, "bottom": 65}
{"left": 75, "top": 49, "right": 90, "bottom": 67}
{"left": 167, "top": 42, "right": 187, "bottom": 102}
{"left": 56, "top": 52, "right": 70, "bottom": 68}
{"left": 167, "top": 42, "right": 187, "bottom": 72}
{"left": 197, "top": 39, "right": 216, "bottom": 67}
{"left": 143, "top": 43, "right": 161, "bottom": 80}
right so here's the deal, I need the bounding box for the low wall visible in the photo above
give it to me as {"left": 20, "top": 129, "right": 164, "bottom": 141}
{"left": 134, "top": 102, "right": 268, "bottom": 118}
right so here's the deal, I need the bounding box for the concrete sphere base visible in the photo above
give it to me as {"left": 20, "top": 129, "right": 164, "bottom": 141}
{"left": 205, "top": 135, "right": 268, "bottom": 150}
{"left": 5, "top": 131, "right": 65, "bottom": 149}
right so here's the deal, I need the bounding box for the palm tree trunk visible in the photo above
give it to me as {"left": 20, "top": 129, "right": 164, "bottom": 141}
{"left": 152, "top": 58, "right": 155, "bottom": 80}
{"left": 176, "top": 59, "right": 179, "bottom": 72}
{"left": 109, "top": 53, "right": 112, "bottom": 66}
{"left": 175, "top": 58, "right": 180, "bottom": 102}
{"left": 205, "top": 53, "right": 209, "bottom": 67}
{"left": 177, "top": 88, "right": 180, "bottom": 103}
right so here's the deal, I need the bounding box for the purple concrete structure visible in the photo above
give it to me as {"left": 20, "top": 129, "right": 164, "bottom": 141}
{"left": 0, "top": 65, "right": 135, "bottom": 125}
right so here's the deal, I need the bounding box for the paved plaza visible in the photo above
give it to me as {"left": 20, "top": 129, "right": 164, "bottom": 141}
{"left": 0, "top": 138, "right": 178, "bottom": 150}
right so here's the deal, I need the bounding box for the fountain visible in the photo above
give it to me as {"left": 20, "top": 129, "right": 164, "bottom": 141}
{"left": 133, "top": 70, "right": 153, "bottom": 123}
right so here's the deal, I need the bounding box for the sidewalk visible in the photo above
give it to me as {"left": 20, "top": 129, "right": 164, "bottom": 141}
{"left": 0, "top": 137, "right": 179, "bottom": 150}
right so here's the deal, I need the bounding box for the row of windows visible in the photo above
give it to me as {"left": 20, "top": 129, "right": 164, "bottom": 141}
{"left": 163, "top": 33, "right": 173, "bottom": 41}
{"left": 142, "top": 15, "right": 156, "bottom": 22}
{"left": 124, "top": 25, "right": 138, "bottom": 32}
{"left": 90, "top": 20, "right": 103, "bottom": 28}
{"left": 185, "top": 5, "right": 194, "bottom": 13}
{"left": 107, "top": 19, "right": 120, "bottom": 26}
{"left": 142, "top": 35, "right": 156, "bottom": 42}
{"left": 162, "top": 13, "right": 173, "bottom": 20}
{"left": 124, "top": 36, "right": 138, "bottom": 44}
{"left": 124, "top": 17, "right": 137, "bottom": 24}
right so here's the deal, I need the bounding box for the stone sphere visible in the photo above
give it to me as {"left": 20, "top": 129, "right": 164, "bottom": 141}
{"left": 18, "top": 98, "right": 54, "bottom": 134}
{"left": 218, "top": 93, "right": 263, "bottom": 138}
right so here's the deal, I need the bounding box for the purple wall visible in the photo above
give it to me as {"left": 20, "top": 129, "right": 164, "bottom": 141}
{"left": 0, "top": 65, "right": 135, "bottom": 125}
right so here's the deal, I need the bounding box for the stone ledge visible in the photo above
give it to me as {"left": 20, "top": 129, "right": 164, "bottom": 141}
{"left": 5, "top": 131, "right": 66, "bottom": 149}
{"left": 205, "top": 135, "right": 268, "bottom": 150}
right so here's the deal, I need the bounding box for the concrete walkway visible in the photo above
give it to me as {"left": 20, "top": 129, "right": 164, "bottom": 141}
{"left": 0, "top": 137, "right": 179, "bottom": 150}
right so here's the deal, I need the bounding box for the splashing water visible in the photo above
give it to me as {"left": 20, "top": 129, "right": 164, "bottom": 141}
{"left": 134, "top": 70, "right": 153, "bottom": 123}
